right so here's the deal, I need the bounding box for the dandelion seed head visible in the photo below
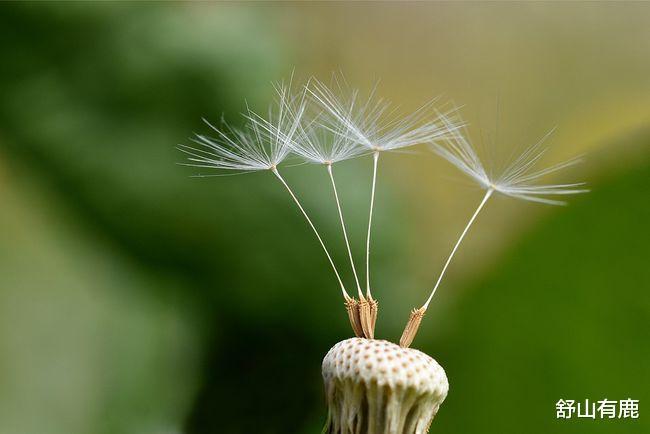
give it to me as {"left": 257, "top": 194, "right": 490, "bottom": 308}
{"left": 431, "top": 114, "right": 588, "bottom": 205}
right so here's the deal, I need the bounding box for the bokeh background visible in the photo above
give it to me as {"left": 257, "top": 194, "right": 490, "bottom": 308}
{"left": 1, "top": 3, "right": 649, "bottom": 434}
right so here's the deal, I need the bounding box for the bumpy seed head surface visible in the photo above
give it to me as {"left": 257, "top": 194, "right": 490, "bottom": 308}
{"left": 322, "top": 337, "right": 448, "bottom": 395}
{"left": 322, "top": 338, "right": 449, "bottom": 434}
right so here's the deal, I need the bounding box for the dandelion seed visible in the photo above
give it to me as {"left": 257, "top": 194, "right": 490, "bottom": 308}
{"left": 400, "top": 120, "right": 588, "bottom": 347}
{"left": 179, "top": 80, "right": 356, "bottom": 321}
{"left": 284, "top": 92, "right": 366, "bottom": 307}
{"left": 307, "top": 76, "right": 462, "bottom": 338}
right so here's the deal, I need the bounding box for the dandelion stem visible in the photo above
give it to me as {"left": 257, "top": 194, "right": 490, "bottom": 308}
{"left": 327, "top": 164, "right": 363, "bottom": 299}
{"left": 273, "top": 168, "right": 349, "bottom": 299}
{"left": 422, "top": 188, "right": 493, "bottom": 310}
{"left": 365, "top": 151, "right": 379, "bottom": 298}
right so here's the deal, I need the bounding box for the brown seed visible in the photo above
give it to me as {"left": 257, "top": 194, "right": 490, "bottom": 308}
{"left": 399, "top": 307, "right": 426, "bottom": 348}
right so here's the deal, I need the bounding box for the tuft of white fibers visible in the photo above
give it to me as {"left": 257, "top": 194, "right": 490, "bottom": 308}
{"left": 306, "top": 76, "right": 462, "bottom": 153}
{"left": 431, "top": 116, "right": 589, "bottom": 205}
{"left": 287, "top": 114, "right": 365, "bottom": 165}
{"left": 178, "top": 80, "right": 303, "bottom": 174}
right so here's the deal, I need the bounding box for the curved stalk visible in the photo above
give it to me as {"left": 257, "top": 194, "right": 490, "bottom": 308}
{"left": 327, "top": 164, "right": 363, "bottom": 299}
{"left": 273, "top": 168, "right": 349, "bottom": 299}
{"left": 365, "top": 151, "right": 379, "bottom": 298}
{"left": 401, "top": 188, "right": 493, "bottom": 348}
{"left": 422, "top": 188, "right": 493, "bottom": 309}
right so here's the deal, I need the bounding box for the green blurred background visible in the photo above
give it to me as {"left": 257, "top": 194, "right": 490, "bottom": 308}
{"left": 0, "top": 3, "right": 648, "bottom": 434}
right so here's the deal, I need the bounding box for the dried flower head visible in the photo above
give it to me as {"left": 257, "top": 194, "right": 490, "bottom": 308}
{"left": 182, "top": 74, "right": 589, "bottom": 434}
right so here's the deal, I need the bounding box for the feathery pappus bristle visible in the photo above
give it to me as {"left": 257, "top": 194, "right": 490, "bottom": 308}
{"left": 307, "top": 75, "right": 462, "bottom": 153}
{"left": 431, "top": 115, "right": 589, "bottom": 205}
{"left": 286, "top": 111, "right": 364, "bottom": 165}
{"left": 178, "top": 79, "right": 303, "bottom": 174}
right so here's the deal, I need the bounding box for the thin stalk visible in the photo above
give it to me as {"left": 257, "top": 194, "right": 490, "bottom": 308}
{"left": 365, "top": 151, "right": 379, "bottom": 298}
{"left": 422, "top": 188, "right": 493, "bottom": 310}
{"left": 273, "top": 167, "right": 349, "bottom": 299}
{"left": 327, "top": 164, "right": 363, "bottom": 299}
